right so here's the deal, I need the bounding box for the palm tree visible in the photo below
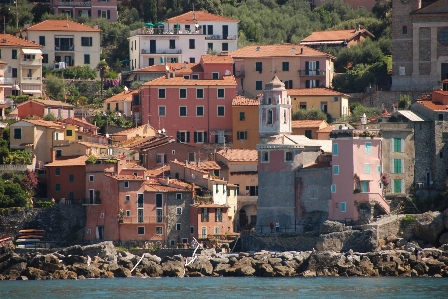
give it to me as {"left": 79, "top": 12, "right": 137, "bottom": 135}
{"left": 96, "top": 60, "right": 109, "bottom": 99}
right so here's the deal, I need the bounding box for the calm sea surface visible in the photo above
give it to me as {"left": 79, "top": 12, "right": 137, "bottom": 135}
{"left": 1, "top": 277, "right": 446, "bottom": 299}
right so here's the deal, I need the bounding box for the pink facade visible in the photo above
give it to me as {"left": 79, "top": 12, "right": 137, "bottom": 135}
{"left": 329, "top": 132, "right": 390, "bottom": 221}
{"left": 189, "top": 204, "right": 231, "bottom": 240}
{"left": 51, "top": 0, "right": 118, "bottom": 22}
{"left": 17, "top": 100, "right": 74, "bottom": 119}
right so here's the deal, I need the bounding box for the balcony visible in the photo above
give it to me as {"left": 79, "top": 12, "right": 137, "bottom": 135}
{"left": 141, "top": 49, "right": 181, "bottom": 54}
{"left": 55, "top": 45, "right": 74, "bottom": 51}
{"left": 20, "top": 59, "right": 41, "bottom": 67}
{"left": 195, "top": 195, "right": 213, "bottom": 204}
{"left": 0, "top": 77, "right": 13, "bottom": 86}
{"left": 121, "top": 215, "right": 167, "bottom": 224}
{"left": 81, "top": 198, "right": 101, "bottom": 205}
{"left": 298, "top": 69, "right": 326, "bottom": 76}
{"left": 57, "top": 1, "right": 91, "bottom": 7}
{"left": 130, "top": 28, "right": 204, "bottom": 37}
{"left": 21, "top": 77, "right": 42, "bottom": 84}
{"left": 205, "top": 35, "right": 236, "bottom": 40}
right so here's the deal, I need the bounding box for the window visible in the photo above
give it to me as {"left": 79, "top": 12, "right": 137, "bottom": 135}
{"left": 39, "top": 36, "right": 45, "bottom": 46}
{"left": 207, "top": 42, "right": 213, "bottom": 51}
{"left": 190, "top": 226, "right": 194, "bottom": 234}
{"left": 365, "top": 163, "right": 371, "bottom": 174}
{"left": 125, "top": 195, "right": 130, "bottom": 202}
{"left": 392, "top": 138, "right": 403, "bottom": 152}
{"left": 393, "top": 179, "right": 403, "bottom": 193}
{"left": 245, "top": 186, "right": 258, "bottom": 196}
{"left": 217, "top": 106, "right": 225, "bottom": 116}
{"left": 13, "top": 128, "right": 21, "bottom": 140}
{"left": 261, "top": 151, "right": 269, "bottom": 162}
{"left": 320, "top": 101, "right": 328, "bottom": 113}
{"left": 42, "top": 54, "right": 48, "bottom": 64}
{"left": 56, "top": 149, "right": 62, "bottom": 158}
{"left": 192, "top": 74, "right": 199, "bottom": 79}
{"left": 212, "top": 73, "right": 219, "bottom": 79}
{"left": 124, "top": 181, "right": 129, "bottom": 188}
{"left": 89, "top": 175, "right": 94, "bottom": 182}
{"left": 138, "top": 227, "right": 145, "bottom": 235}
{"left": 340, "top": 202, "right": 346, "bottom": 212}
{"left": 222, "top": 43, "right": 228, "bottom": 51}
{"left": 84, "top": 54, "right": 90, "bottom": 64}
{"left": 188, "top": 152, "right": 195, "bottom": 162}
{"left": 176, "top": 131, "right": 190, "bottom": 142}
{"left": 196, "top": 106, "right": 204, "bottom": 116}
{"left": 267, "top": 109, "right": 273, "bottom": 124}
{"left": 126, "top": 210, "right": 130, "bottom": 217}
{"left": 155, "top": 227, "right": 162, "bottom": 235}
{"left": 56, "top": 184, "right": 61, "bottom": 192}
{"left": 305, "top": 80, "right": 320, "bottom": 88}
{"left": 299, "top": 102, "right": 307, "bottom": 109}
{"left": 331, "top": 184, "right": 336, "bottom": 193}
{"left": 87, "top": 229, "right": 91, "bottom": 234}
{"left": 282, "top": 62, "right": 289, "bottom": 71}
{"left": 66, "top": 130, "right": 73, "bottom": 137}
{"left": 237, "top": 131, "right": 247, "bottom": 140}
{"left": 179, "top": 106, "right": 187, "bottom": 116}
{"left": 256, "top": 81, "right": 263, "bottom": 90}
{"left": 176, "top": 207, "right": 182, "bottom": 215}
{"left": 55, "top": 168, "right": 60, "bottom": 176}
{"left": 365, "top": 142, "right": 372, "bottom": 154}
{"left": 169, "top": 39, "right": 175, "bottom": 49}
{"left": 156, "top": 193, "right": 163, "bottom": 222}
{"left": 176, "top": 223, "right": 181, "bottom": 230}
{"left": 439, "top": 114, "right": 444, "bottom": 121}
{"left": 216, "top": 208, "right": 222, "bottom": 222}
{"left": 194, "top": 131, "right": 206, "bottom": 143}
{"left": 98, "top": 10, "right": 111, "bottom": 19}
{"left": 189, "top": 57, "right": 195, "bottom": 63}
{"left": 333, "top": 144, "right": 338, "bottom": 156}
{"left": 81, "top": 37, "right": 92, "bottom": 46}
{"left": 333, "top": 165, "right": 339, "bottom": 175}
{"left": 305, "top": 130, "right": 312, "bottom": 139}
{"left": 239, "top": 112, "right": 245, "bottom": 121}
{"left": 179, "top": 88, "right": 187, "bottom": 98}
{"left": 12, "top": 68, "right": 17, "bottom": 78}
{"left": 285, "top": 151, "right": 293, "bottom": 161}
{"left": 207, "top": 25, "right": 213, "bottom": 34}
{"left": 217, "top": 88, "right": 224, "bottom": 98}
{"left": 158, "top": 106, "right": 166, "bottom": 116}
{"left": 158, "top": 89, "right": 166, "bottom": 99}
{"left": 156, "top": 153, "right": 166, "bottom": 164}
{"left": 189, "top": 39, "right": 195, "bottom": 49}
{"left": 148, "top": 58, "right": 155, "bottom": 66}
{"left": 69, "top": 174, "right": 74, "bottom": 182}
{"left": 201, "top": 208, "right": 209, "bottom": 222}
{"left": 255, "top": 62, "right": 262, "bottom": 72}
{"left": 402, "top": 26, "right": 407, "bottom": 35}
{"left": 12, "top": 49, "right": 17, "bottom": 59}
{"left": 196, "top": 89, "right": 204, "bottom": 98}
{"left": 438, "top": 27, "right": 448, "bottom": 45}
{"left": 392, "top": 159, "right": 404, "bottom": 174}
{"left": 377, "top": 165, "right": 381, "bottom": 173}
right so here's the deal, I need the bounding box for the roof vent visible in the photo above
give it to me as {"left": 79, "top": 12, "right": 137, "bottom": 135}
{"left": 256, "top": 47, "right": 260, "bottom": 51}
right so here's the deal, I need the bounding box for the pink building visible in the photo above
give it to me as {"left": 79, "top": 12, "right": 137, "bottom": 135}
{"left": 329, "top": 129, "right": 390, "bottom": 223}
{"left": 50, "top": 0, "right": 118, "bottom": 22}
{"left": 16, "top": 99, "right": 74, "bottom": 120}
{"left": 139, "top": 74, "right": 237, "bottom": 145}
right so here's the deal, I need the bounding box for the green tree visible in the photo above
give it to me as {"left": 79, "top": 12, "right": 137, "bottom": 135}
{"left": 292, "top": 108, "right": 327, "bottom": 121}
{"left": 91, "top": 109, "right": 132, "bottom": 134}
{"left": 398, "top": 94, "right": 411, "bottom": 109}
{"left": 44, "top": 74, "right": 65, "bottom": 100}
{"left": 43, "top": 112, "right": 56, "bottom": 121}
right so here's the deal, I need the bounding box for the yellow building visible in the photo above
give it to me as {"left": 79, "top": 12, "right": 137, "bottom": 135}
{"left": 103, "top": 89, "right": 138, "bottom": 117}
{"left": 64, "top": 124, "right": 78, "bottom": 141}
{"left": 232, "top": 96, "right": 259, "bottom": 150}
{"left": 287, "top": 88, "right": 350, "bottom": 120}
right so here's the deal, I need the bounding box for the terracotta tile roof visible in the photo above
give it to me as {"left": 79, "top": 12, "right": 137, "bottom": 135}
{"left": 63, "top": 117, "right": 98, "bottom": 129}
{"left": 301, "top": 29, "right": 374, "bottom": 43}
{"left": 134, "top": 63, "right": 203, "bottom": 74}
{"left": 73, "top": 141, "right": 107, "bottom": 148}
{"left": 18, "top": 99, "right": 74, "bottom": 108}
{"left": 103, "top": 90, "right": 137, "bottom": 103}
{"left": 195, "top": 161, "right": 222, "bottom": 170}
{"left": 316, "top": 125, "right": 335, "bottom": 133}
{"left": 302, "top": 161, "right": 331, "bottom": 169}
{"left": 145, "top": 182, "right": 187, "bottom": 192}
{"left": 230, "top": 44, "right": 331, "bottom": 58}
{"left": 416, "top": 100, "right": 448, "bottom": 111}
{"left": 201, "top": 55, "right": 233, "bottom": 64}
{"left": 170, "top": 160, "right": 209, "bottom": 174}
{"left": 288, "top": 88, "right": 348, "bottom": 97}
{"left": 111, "top": 124, "right": 155, "bottom": 136}
{"left": 217, "top": 149, "right": 258, "bottom": 162}
{"left": 167, "top": 11, "right": 238, "bottom": 23}
{"left": 191, "top": 203, "right": 229, "bottom": 208}
{"left": 291, "top": 120, "right": 327, "bottom": 129}
{"left": 0, "top": 34, "right": 41, "bottom": 48}
{"left": 25, "top": 20, "right": 101, "bottom": 32}
{"left": 45, "top": 155, "right": 88, "bottom": 167}
{"left": 145, "top": 165, "right": 170, "bottom": 177}
{"left": 142, "top": 75, "right": 236, "bottom": 86}
{"left": 21, "top": 119, "right": 64, "bottom": 129}
{"left": 106, "top": 174, "right": 146, "bottom": 181}
{"left": 232, "top": 96, "right": 259, "bottom": 106}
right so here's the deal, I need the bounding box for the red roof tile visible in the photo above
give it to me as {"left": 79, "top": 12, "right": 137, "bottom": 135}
{"left": 26, "top": 20, "right": 101, "bottom": 32}
{"left": 103, "top": 90, "right": 138, "bottom": 103}
{"left": 232, "top": 96, "right": 259, "bottom": 106}
{"left": 417, "top": 100, "right": 448, "bottom": 111}
{"left": 288, "top": 88, "right": 348, "bottom": 97}
{"left": 316, "top": 125, "right": 335, "bottom": 133}
{"left": 167, "top": 11, "right": 238, "bottom": 23}
{"left": 134, "top": 62, "right": 203, "bottom": 74}
{"left": 291, "top": 120, "right": 327, "bottom": 129}
{"left": 301, "top": 29, "right": 374, "bottom": 43}
{"left": 217, "top": 149, "right": 258, "bottom": 162}
{"left": 201, "top": 55, "right": 233, "bottom": 64}
{"left": 230, "top": 44, "right": 331, "bottom": 58}
{"left": 0, "top": 34, "right": 41, "bottom": 48}
{"left": 45, "top": 155, "right": 88, "bottom": 167}
{"left": 142, "top": 75, "right": 236, "bottom": 86}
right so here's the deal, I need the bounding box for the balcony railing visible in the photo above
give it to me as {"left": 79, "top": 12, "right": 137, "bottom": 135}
{"left": 141, "top": 49, "right": 181, "bottom": 54}
{"left": 130, "top": 28, "right": 204, "bottom": 37}
{"left": 81, "top": 198, "right": 101, "bottom": 205}
{"left": 298, "top": 69, "right": 326, "bottom": 76}
{"left": 55, "top": 45, "right": 74, "bottom": 51}
{"left": 58, "top": 1, "right": 91, "bottom": 7}
{"left": 195, "top": 195, "right": 213, "bottom": 204}
{"left": 0, "top": 77, "right": 13, "bottom": 85}
{"left": 205, "top": 35, "right": 236, "bottom": 40}
{"left": 121, "top": 215, "right": 167, "bottom": 224}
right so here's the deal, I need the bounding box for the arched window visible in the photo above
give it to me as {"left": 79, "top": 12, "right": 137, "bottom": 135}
{"left": 402, "top": 26, "right": 407, "bottom": 35}
{"left": 267, "top": 109, "right": 273, "bottom": 124}
{"left": 267, "top": 97, "right": 271, "bottom": 104}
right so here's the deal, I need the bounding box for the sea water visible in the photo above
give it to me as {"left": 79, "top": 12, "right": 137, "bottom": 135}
{"left": 1, "top": 276, "right": 446, "bottom": 299}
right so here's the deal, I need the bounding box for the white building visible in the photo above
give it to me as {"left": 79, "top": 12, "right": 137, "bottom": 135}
{"left": 128, "top": 11, "right": 238, "bottom": 71}
{"left": 0, "top": 34, "right": 43, "bottom": 96}
{"left": 21, "top": 20, "right": 101, "bottom": 70}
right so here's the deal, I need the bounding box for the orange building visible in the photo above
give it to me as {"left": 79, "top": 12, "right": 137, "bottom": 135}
{"left": 232, "top": 96, "right": 259, "bottom": 150}
{"left": 301, "top": 28, "right": 375, "bottom": 48}
{"left": 190, "top": 203, "right": 231, "bottom": 240}
{"left": 291, "top": 120, "right": 329, "bottom": 139}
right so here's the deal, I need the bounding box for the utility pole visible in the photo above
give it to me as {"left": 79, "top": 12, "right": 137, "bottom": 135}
{"left": 14, "top": 0, "right": 18, "bottom": 29}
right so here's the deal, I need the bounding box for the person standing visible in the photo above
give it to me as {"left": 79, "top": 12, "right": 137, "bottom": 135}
{"left": 269, "top": 221, "right": 274, "bottom": 233}
{"left": 275, "top": 222, "right": 280, "bottom": 232}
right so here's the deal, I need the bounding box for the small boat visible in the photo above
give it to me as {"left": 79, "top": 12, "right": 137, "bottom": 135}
{"left": 19, "top": 229, "right": 45, "bottom": 234}
{"left": 0, "top": 237, "right": 11, "bottom": 243}
{"left": 16, "top": 239, "right": 41, "bottom": 243}
{"left": 16, "top": 235, "right": 43, "bottom": 239}
{"left": 16, "top": 243, "right": 41, "bottom": 249}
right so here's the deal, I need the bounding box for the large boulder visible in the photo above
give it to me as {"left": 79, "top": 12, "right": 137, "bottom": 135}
{"left": 140, "top": 262, "right": 163, "bottom": 277}
{"left": 439, "top": 232, "right": 448, "bottom": 245}
{"left": 320, "top": 220, "right": 345, "bottom": 234}
{"left": 81, "top": 242, "right": 117, "bottom": 261}
{"left": 22, "top": 267, "right": 47, "bottom": 280}
{"left": 444, "top": 208, "right": 448, "bottom": 229}
{"left": 161, "top": 260, "right": 185, "bottom": 277}
{"left": 413, "top": 212, "right": 445, "bottom": 244}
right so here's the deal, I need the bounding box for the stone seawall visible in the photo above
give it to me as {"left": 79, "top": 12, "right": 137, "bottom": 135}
{"left": 239, "top": 232, "right": 318, "bottom": 252}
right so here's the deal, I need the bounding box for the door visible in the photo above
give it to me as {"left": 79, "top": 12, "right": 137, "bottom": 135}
{"left": 96, "top": 226, "right": 104, "bottom": 240}
{"left": 239, "top": 209, "right": 247, "bottom": 228}
{"left": 65, "top": 56, "right": 71, "bottom": 66}
{"left": 222, "top": 25, "right": 228, "bottom": 39}
{"left": 150, "top": 40, "right": 156, "bottom": 54}
{"left": 89, "top": 189, "right": 94, "bottom": 204}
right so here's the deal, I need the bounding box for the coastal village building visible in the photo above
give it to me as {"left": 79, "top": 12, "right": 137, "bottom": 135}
{"left": 255, "top": 76, "right": 332, "bottom": 232}
{"left": 300, "top": 27, "right": 375, "bottom": 48}
{"left": 103, "top": 89, "right": 138, "bottom": 117}
{"left": 21, "top": 20, "right": 101, "bottom": 70}
{"left": 230, "top": 44, "right": 335, "bottom": 99}
{"left": 0, "top": 34, "right": 43, "bottom": 97}
{"left": 287, "top": 88, "right": 350, "bottom": 120}
{"left": 15, "top": 99, "right": 74, "bottom": 120}
{"left": 232, "top": 96, "right": 260, "bottom": 150}
{"left": 291, "top": 120, "right": 330, "bottom": 139}
{"left": 391, "top": 0, "right": 448, "bottom": 90}
{"left": 131, "top": 62, "right": 204, "bottom": 84}
{"left": 0, "top": 61, "right": 13, "bottom": 118}
{"left": 50, "top": 0, "right": 118, "bottom": 22}
{"left": 128, "top": 11, "right": 238, "bottom": 71}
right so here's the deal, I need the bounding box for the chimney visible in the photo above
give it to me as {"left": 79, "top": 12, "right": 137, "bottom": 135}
{"left": 360, "top": 113, "right": 367, "bottom": 125}
{"left": 50, "top": 148, "right": 56, "bottom": 162}
{"left": 184, "top": 61, "right": 188, "bottom": 69}
{"left": 300, "top": 48, "right": 303, "bottom": 54}
{"left": 185, "top": 160, "right": 188, "bottom": 166}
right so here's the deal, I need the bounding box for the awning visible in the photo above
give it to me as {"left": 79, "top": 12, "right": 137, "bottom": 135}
{"left": 21, "top": 90, "right": 42, "bottom": 94}
{"left": 22, "top": 49, "right": 42, "bottom": 55}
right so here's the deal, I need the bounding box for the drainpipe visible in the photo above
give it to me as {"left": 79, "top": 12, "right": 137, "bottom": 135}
{"left": 117, "top": 179, "right": 120, "bottom": 242}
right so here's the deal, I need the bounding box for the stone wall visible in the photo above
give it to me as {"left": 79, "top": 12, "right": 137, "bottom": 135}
{"left": 357, "top": 90, "right": 431, "bottom": 112}
{"left": 239, "top": 232, "right": 318, "bottom": 252}
{"left": 0, "top": 205, "right": 86, "bottom": 244}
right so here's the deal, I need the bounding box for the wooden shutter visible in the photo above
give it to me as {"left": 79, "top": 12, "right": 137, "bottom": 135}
{"left": 89, "top": 37, "right": 92, "bottom": 46}
{"left": 401, "top": 159, "right": 405, "bottom": 174}
{"left": 186, "top": 132, "right": 190, "bottom": 143}
{"left": 401, "top": 138, "right": 404, "bottom": 152}
{"left": 98, "top": 10, "right": 101, "bottom": 17}
{"left": 194, "top": 132, "right": 197, "bottom": 143}
{"left": 176, "top": 131, "right": 181, "bottom": 142}
{"left": 390, "top": 159, "right": 394, "bottom": 174}
{"left": 316, "top": 80, "right": 320, "bottom": 87}
{"left": 107, "top": 10, "right": 111, "bottom": 19}
{"left": 204, "top": 133, "right": 207, "bottom": 143}
{"left": 164, "top": 154, "right": 167, "bottom": 164}
{"left": 390, "top": 139, "right": 394, "bottom": 152}
{"left": 305, "top": 61, "right": 309, "bottom": 75}
{"left": 305, "top": 80, "right": 310, "bottom": 88}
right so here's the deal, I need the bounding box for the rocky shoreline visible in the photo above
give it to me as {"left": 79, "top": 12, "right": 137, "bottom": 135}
{"left": 1, "top": 241, "right": 448, "bottom": 280}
